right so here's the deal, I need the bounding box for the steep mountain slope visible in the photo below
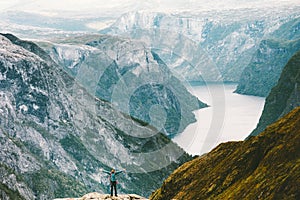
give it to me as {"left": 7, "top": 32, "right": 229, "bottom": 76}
{"left": 101, "top": 8, "right": 300, "bottom": 82}
{"left": 236, "top": 17, "right": 300, "bottom": 97}
{"left": 150, "top": 106, "right": 300, "bottom": 200}
{"left": 39, "top": 34, "right": 207, "bottom": 137}
{"left": 269, "top": 16, "right": 300, "bottom": 41}
{"left": 235, "top": 38, "right": 300, "bottom": 97}
{"left": 249, "top": 50, "right": 300, "bottom": 136}
{"left": 0, "top": 34, "right": 191, "bottom": 199}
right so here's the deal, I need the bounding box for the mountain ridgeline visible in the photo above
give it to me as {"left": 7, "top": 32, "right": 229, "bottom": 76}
{"left": 150, "top": 106, "right": 300, "bottom": 200}
{"left": 0, "top": 33, "right": 192, "bottom": 199}
{"left": 250, "top": 49, "right": 300, "bottom": 136}
{"left": 101, "top": 8, "right": 300, "bottom": 83}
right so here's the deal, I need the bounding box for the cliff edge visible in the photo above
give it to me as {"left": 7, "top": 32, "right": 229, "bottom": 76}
{"left": 54, "top": 192, "right": 148, "bottom": 200}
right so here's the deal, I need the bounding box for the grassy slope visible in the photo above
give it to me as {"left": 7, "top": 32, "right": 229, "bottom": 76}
{"left": 150, "top": 106, "right": 300, "bottom": 200}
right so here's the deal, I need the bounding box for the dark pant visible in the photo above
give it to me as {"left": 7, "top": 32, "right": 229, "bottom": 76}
{"left": 110, "top": 181, "right": 117, "bottom": 196}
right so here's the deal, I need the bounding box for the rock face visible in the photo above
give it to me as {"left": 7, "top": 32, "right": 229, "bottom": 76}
{"left": 40, "top": 34, "right": 207, "bottom": 137}
{"left": 235, "top": 17, "right": 300, "bottom": 97}
{"left": 54, "top": 192, "right": 148, "bottom": 200}
{"left": 0, "top": 34, "right": 191, "bottom": 199}
{"left": 101, "top": 8, "right": 300, "bottom": 82}
{"left": 249, "top": 50, "right": 300, "bottom": 136}
{"left": 150, "top": 106, "right": 300, "bottom": 200}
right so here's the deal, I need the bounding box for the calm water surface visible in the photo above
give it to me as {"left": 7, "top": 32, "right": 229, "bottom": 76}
{"left": 173, "top": 83, "right": 265, "bottom": 155}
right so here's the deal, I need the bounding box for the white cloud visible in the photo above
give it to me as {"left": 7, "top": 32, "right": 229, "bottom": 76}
{"left": 0, "top": 0, "right": 22, "bottom": 11}
{"left": 2, "top": 0, "right": 300, "bottom": 17}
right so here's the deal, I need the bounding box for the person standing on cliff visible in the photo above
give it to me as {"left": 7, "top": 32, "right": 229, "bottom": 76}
{"left": 100, "top": 168, "right": 125, "bottom": 197}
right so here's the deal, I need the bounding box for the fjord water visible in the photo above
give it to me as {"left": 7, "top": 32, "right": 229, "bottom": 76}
{"left": 173, "top": 83, "right": 265, "bottom": 155}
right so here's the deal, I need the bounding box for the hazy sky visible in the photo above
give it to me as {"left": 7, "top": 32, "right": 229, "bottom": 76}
{"left": 1, "top": 0, "right": 299, "bottom": 17}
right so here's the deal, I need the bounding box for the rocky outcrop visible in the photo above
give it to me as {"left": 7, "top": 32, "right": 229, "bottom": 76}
{"left": 0, "top": 34, "right": 191, "bottom": 199}
{"left": 54, "top": 192, "right": 148, "bottom": 200}
{"left": 249, "top": 49, "right": 300, "bottom": 136}
{"left": 150, "top": 106, "right": 300, "bottom": 200}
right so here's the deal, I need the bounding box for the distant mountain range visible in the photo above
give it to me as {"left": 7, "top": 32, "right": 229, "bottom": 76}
{"left": 1, "top": 7, "right": 300, "bottom": 84}
{"left": 101, "top": 8, "right": 300, "bottom": 83}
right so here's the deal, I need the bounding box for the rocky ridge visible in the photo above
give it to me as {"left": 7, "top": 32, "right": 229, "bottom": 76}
{"left": 54, "top": 192, "right": 148, "bottom": 200}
